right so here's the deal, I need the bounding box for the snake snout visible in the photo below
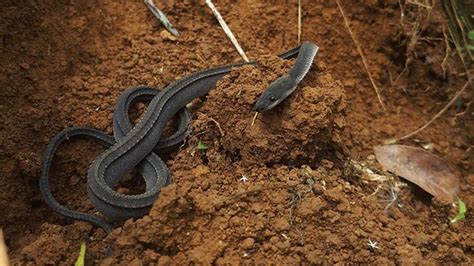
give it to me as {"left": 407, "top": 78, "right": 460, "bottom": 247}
{"left": 253, "top": 97, "right": 272, "bottom": 112}
{"left": 253, "top": 102, "right": 264, "bottom": 112}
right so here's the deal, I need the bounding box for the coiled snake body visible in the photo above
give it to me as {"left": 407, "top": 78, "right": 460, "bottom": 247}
{"left": 40, "top": 41, "right": 319, "bottom": 233}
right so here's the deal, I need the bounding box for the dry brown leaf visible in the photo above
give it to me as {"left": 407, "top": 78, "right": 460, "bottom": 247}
{"left": 374, "top": 145, "right": 461, "bottom": 204}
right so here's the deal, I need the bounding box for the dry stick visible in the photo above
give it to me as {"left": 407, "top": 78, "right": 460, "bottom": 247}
{"left": 205, "top": 0, "right": 249, "bottom": 62}
{"left": 385, "top": 79, "right": 472, "bottom": 144}
{"left": 250, "top": 112, "right": 258, "bottom": 127}
{"left": 144, "top": 0, "right": 179, "bottom": 37}
{"left": 298, "top": 0, "right": 302, "bottom": 44}
{"left": 0, "top": 229, "right": 9, "bottom": 266}
{"left": 336, "top": 0, "right": 386, "bottom": 112}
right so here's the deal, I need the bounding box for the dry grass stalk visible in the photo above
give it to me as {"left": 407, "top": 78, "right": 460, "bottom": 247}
{"left": 251, "top": 112, "right": 258, "bottom": 127}
{"left": 385, "top": 79, "right": 472, "bottom": 144}
{"left": 298, "top": 0, "right": 302, "bottom": 44}
{"left": 0, "top": 229, "right": 9, "bottom": 266}
{"left": 144, "top": 0, "right": 179, "bottom": 37}
{"left": 443, "top": 0, "right": 473, "bottom": 63}
{"left": 209, "top": 117, "right": 225, "bottom": 136}
{"left": 205, "top": 0, "right": 249, "bottom": 62}
{"left": 407, "top": 0, "right": 434, "bottom": 9}
{"left": 335, "top": 0, "right": 386, "bottom": 111}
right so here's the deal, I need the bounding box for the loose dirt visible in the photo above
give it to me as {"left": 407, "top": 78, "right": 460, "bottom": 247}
{"left": 0, "top": 0, "right": 472, "bottom": 264}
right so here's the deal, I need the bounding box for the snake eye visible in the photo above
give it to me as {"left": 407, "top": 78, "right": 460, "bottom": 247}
{"left": 269, "top": 96, "right": 276, "bottom": 102}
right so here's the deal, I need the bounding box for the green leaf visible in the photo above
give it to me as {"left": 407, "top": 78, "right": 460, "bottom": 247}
{"left": 75, "top": 241, "right": 86, "bottom": 266}
{"left": 468, "top": 30, "right": 474, "bottom": 41}
{"left": 196, "top": 140, "right": 208, "bottom": 150}
{"left": 467, "top": 45, "right": 474, "bottom": 51}
{"left": 450, "top": 198, "right": 467, "bottom": 223}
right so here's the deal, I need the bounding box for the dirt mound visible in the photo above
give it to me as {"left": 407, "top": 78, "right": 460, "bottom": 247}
{"left": 95, "top": 58, "right": 345, "bottom": 264}
{"left": 195, "top": 57, "right": 345, "bottom": 166}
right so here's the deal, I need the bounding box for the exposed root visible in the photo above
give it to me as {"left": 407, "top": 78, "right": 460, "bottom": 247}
{"left": 379, "top": 185, "right": 402, "bottom": 212}
{"left": 393, "top": 0, "right": 437, "bottom": 89}
{"left": 347, "top": 159, "right": 405, "bottom": 212}
{"left": 287, "top": 187, "right": 305, "bottom": 246}
{"left": 208, "top": 117, "right": 225, "bottom": 137}
{"left": 441, "top": 25, "right": 451, "bottom": 79}
{"left": 366, "top": 183, "right": 403, "bottom": 212}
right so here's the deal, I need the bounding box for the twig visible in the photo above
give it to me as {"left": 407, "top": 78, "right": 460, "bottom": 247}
{"left": 144, "top": 0, "right": 179, "bottom": 37}
{"left": 298, "top": 0, "right": 302, "bottom": 44}
{"left": 452, "top": 100, "right": 472, "bottom": 123}
{"left": 205, "top": 0, "right": 249, "bottom": 62}
{"left": 336, "top": 0, "right": 386, "bottom": 111}
{"left": 0, "top": 229, "right": 9, "bottom": 266}
{"left": 250, "top": 112, "right": 258, "bottom": 127}
{"left": 385, "top": 79, "right": 472, "bottom": 144}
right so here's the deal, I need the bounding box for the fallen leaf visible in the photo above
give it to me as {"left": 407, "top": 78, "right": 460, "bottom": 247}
{"left": 374, "top": 145, "right": 460, "bottom": 204}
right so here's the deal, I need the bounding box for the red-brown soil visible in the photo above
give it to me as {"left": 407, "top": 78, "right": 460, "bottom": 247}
{"left": 0, "top": 0, "right": 472, "bottom": 264}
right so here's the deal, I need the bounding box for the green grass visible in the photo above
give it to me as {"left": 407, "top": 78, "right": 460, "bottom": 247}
{"left": 450, "top": 198, "right": 467, "bottom": 223}
{"left": 75, "top": 241, "right": 86, "bottom": 266}
{"left": 468, "top": 30, "right": 474, "bottom": 51}
{"left": 442, "top": 0, "right": 473, "bottom": 63}
{"left": 196, "top": 140, "right": 208, "bottom": 150}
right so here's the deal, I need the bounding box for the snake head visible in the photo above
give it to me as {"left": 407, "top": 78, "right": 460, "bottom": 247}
{"left": 253, "top": 74, "right": 297, "bottom": 112}
{"left": 253, "top": 91, "right": 278, "bottom": 112}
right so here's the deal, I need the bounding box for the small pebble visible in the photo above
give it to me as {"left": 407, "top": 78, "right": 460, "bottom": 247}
{"left": 241, "top": 237, "right": 255, "bottom": 250}
{"left": 20, "top": 62, "right": 30, "bottom": 70}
